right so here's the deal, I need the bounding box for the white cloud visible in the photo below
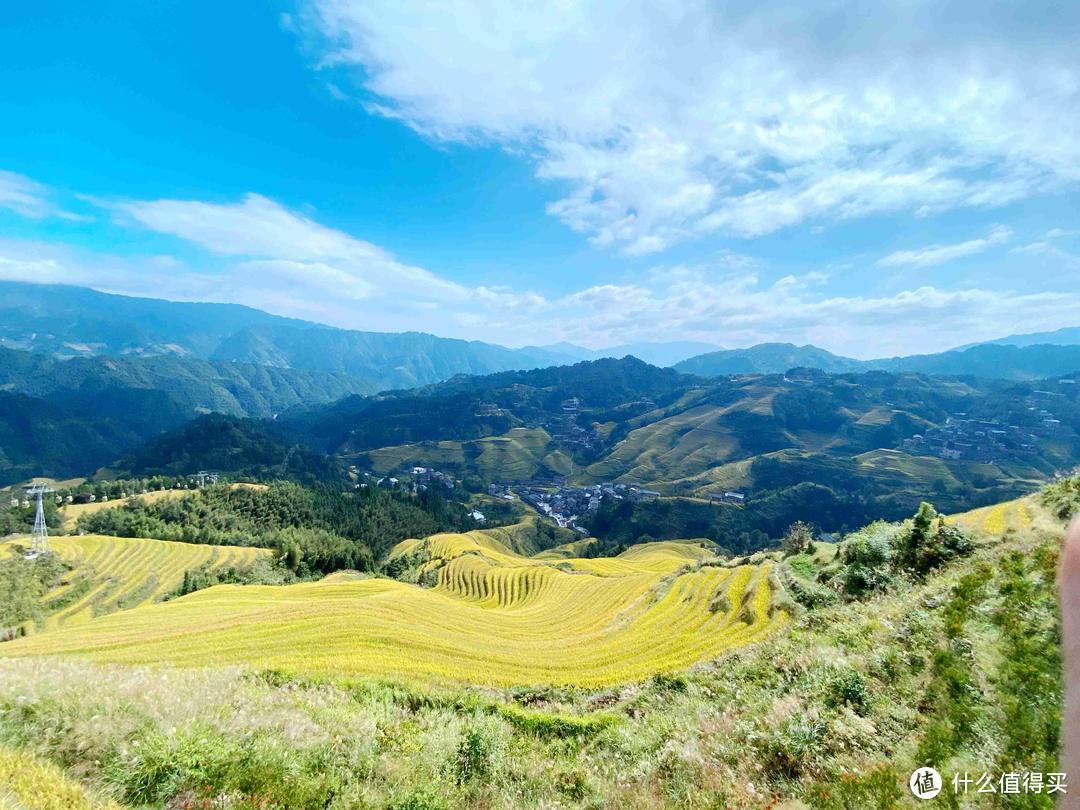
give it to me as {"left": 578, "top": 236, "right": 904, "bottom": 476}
{"left": 536, "top": 267, "right": 1080, "bottom": 358}
{"left": 0, "top": 170, "right": 88, "bottom": 221}
{"left": 299, "top": 0, "right": 1080, "bottom": 253}
{"left": 876, "top": 225, "right": 1013, "bottom": 269}
{"left": 2, "top": 227, "right": 1079, "bottom": 358}
{"left": 1011, "top": 238, "right": 1080, "bottom": 270}
{"left": 115, "top": 193, "right": 470, "bottom": 303}
{"left": 2, "top": 179, "right": 1077, "bottom": 358}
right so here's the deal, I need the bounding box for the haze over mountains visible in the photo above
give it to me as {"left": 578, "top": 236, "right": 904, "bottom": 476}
{"left": 5, "top": 281, "right": 1080, "bottom": 387}
{"left": 673, "top": 341, "right": 1080, "bottom": 381}
{"left": 0, "top": 282, "right": 569, "bottom": 392}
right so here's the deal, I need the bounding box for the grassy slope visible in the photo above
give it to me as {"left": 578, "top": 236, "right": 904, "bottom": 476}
{"left": 56, "top": 488, "right": 190, "bottom": 529}
{"left": 363, "top": 427, "right": 569, "bottom": 481}
{"left": 3, "top": 529, "right": 784, "bottom": 688}
{"left": 0, "top": 491, "right": 1067, "bottom": 809}
{"left": 1, "top": 534, "right": 270, "bottom": 632}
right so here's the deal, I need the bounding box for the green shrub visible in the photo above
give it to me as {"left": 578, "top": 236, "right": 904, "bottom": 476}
{"left": 757, "top": 715, "right": 827, "bottom": 779}
{"left": 454, "top": 725, "right": 493, "bottom": 784}
{"left": 782, "top": 521, "right": 815, "bottom": 556}
{"left": 893, "top": 502, "right": 973, "bottom": 576}
{"left": 651, "top": 672, "right": 689, "bottom": 693}
{"left": 826, "top": 668, "right": 870, "bottom": 715}
{"left": 1042, "top": 475, "right": 1080, "bottom": 520}
{"left": 840, "top": 526, "right": 894, "bottom": 597}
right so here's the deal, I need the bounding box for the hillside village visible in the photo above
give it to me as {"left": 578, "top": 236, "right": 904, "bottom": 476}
{"left": 513, "top": 482, "right": 661, "bottom": 532}
{"left": 901, "top": 385, "right": 1076, "bottom": 462}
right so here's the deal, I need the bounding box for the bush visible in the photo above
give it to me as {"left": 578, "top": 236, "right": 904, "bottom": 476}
{"left": 453, "top": 725, "right": 493, "bottom": 784}
{"left": 757, "top": 715, "right": 827, "bottom": 779}
{"left": 0, "top": 551, "right": 69, "bottom": 629}
{"left": 781, "top": 521, "right": 815, "bottom": 556}
{"left": 495, "top": 704, "right": 617, "bottom": 739}
{"left": 840, "top": 524, "right": 894, "bottom": 597}
{"left": 1042, "top": 475, "right": 1080, "bottom": 520}
{"left": 826, "top": 668, "right": 870, "bottom": 715}
{"left": 893, "top": 502, "right": 973, "bottom": 576}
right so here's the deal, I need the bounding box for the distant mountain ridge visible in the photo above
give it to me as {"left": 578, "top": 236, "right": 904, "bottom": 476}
{"left": 0, "top": 281, "right": 573, "bottom": 391}
{"left": 125, "top": 356, "right": 1080, "bottom": 543}
{"left": 964, "top": 326, "right": 1080, "bottom": 349}
{"left": 674, "top": 343, "right": 864, "bottom": 376}
{"left": 0, "top": 345, "right": 380, "bottom": 485}
{"left": 535, "top": 341, "right": 724, "bottom": 367}
{"left": 0, "top": 346, "right": 374, "bottom": 416}
{"left": 5, "top": 281, "right": 1080, "bottom": 386}
{"left": 675, "top": 341, "right": 1080, "bottom": 381}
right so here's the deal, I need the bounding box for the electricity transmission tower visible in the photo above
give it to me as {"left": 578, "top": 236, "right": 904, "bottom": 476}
{"left": 26, "top": 482, "right": 54, "bottom": 554}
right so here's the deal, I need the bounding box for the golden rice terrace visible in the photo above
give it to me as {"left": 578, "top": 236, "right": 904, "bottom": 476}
{"left": 2, "top": 530, "right": 786, "bottom": 688}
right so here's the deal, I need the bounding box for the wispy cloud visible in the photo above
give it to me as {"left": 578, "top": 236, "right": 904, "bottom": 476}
{"left": 875, "top": 225, "right": 1013, "bottom": 269}
{"left": 114, "top": 193, "right": 472, "bottom": 303}
{"left": 298, "top": 0, "right": 1080, "bottom": 254}
{"left": 0, "top": 170, "right": 89, "bottom": 222}
{"left": 3, "top": 175, "right": 1078, "bottom": 357}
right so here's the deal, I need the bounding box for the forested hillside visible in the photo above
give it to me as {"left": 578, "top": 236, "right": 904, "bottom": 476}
{"left": 0, "top": 282, "right": 570, "bottom": 390}
{"left": 0, "top": 345, "right": 373, "bottom": 485}
{"left": 275, "top": 358, "right": 1080, "bottom": 536}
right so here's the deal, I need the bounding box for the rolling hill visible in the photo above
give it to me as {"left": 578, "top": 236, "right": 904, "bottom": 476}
{"left": 101, "top": 357, "right": 1080, "bottom": 543}
{"left": 0, "top": 346, "right": 370, "bottom": 485}
{"left": 276, "top": 358, "right": 1079, "bottom": 527}
{"left": 1, "top": 522, "right": 783, "bottom": 687}
{"left": 0, "top": 485, "right": 1068, "bottom": 809}
{"left": 0, "top": 534, "right": 270, "bottom": 634}
{"left": 674, "top": 343, "right": 863, "bottom": 376}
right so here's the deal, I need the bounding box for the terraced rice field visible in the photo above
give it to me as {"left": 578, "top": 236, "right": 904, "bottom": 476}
{"left": 364, "top": 428, "right": 569, "bottom": 481}
{"left": 56, "top": 489, "right": 191, "bottom": 528}
{"left": 0, "top": 747, "right": 120, "bottom": 810}
{"left": 946, "top": 496, "right": 1034, "bottom": 535}
{"left": 3, "top": 531, "right": 786, "bottom": 688}
{"left": 1, "top": 535, "right": 270, "bottom": 632}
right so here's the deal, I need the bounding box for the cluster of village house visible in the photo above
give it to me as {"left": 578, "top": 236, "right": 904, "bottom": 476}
{"left": 357, "top": 466, "right": 456, "bottom": 491}
{"left": 487, "top": 482, "right": 658, "bottom": 532}
{"left": 545, "top": 397, "right": 598, "bottom": 450}
{"left": 901, "top": 387, "right": 1074, "bottom": 462}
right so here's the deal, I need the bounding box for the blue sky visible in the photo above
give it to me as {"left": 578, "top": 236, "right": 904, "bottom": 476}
{"left": 1, "top": 0, "right": 1078, "bottom": 357}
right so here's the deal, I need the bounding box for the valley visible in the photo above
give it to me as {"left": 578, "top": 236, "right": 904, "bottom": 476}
{"left": 2, "top": 286, "right": 1079, "bottom": 808}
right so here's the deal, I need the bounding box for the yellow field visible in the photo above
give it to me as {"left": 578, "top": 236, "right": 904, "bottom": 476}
{"left": 56, "top": 483, "right": 267, "bottom": 528}
{"left": 3, "top": 530, "right": 785, "bottom": 688}
{"left": 0, "top": 747, "right": 120, "bottom": 810}
{"left": 946, "top": 496, "right": 1034, "bottom": 535}
{"left": 1, "top": 535, "right": 270, "bottom": 632}
{"left": 57, "top": 489, "right": 189, "bottom": 528}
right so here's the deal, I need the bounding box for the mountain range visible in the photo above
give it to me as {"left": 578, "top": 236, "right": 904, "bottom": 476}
{"left": 5, "top": 281, "right": 1080, "bottom": 386}
{"left": 111, "top": 356, "right": 1080, "bottom": 542}
{"left": 673, "top": 341, "right": 1080, "bottom": 381}
{"left": 0, "top": 281, "right": 570, "bottom": 391}
{"left": 4, "top": 280, "right": 1080, "bottom": 489}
